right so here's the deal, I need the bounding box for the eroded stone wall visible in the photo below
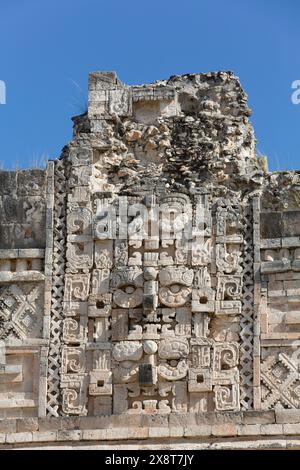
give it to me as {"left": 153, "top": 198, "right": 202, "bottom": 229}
{"left": 1, "top": 71, "right": 300, "bottom": 447}
{"left": 0, "top": 169, "right": 47, "bottom": 419}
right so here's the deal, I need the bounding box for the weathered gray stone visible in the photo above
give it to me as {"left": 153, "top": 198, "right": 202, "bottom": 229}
{"left": 283, "top": 424, "right": 300, "bottom": 435}
{"left": 243, "top": 411, "right": 276, "bottom": 425}
{"left": 260, "top": 424, "right": 283, "bottom": 435}
{"left": 6, "top": 432, "right": 33, "bottom": 444}
{"left": 184, "top": 425, "right": 212, "bottom": 437}
{"left": 56, "top": 430, "right": 82, "bottom": 441}
{"left": 276, "top": 409, "right": 300, "bottom": 424}
{"left": 82, "top": 429, "right": 107, "bottom": 440}
{"left": 0, "top": 420, "right": 17, "bottom": 433}
{"left": 237, "top": 424, "right": 261, "bottom": 436}
{"left": 31, "top": 431, "right": 57, "bottom": 442}
{"left": 17, "top": 418, "right": 39, "bottom": 432}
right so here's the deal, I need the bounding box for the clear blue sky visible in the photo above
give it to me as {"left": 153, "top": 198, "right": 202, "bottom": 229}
{"left": 0, "top": 0, "right": 299, "bottom": 171}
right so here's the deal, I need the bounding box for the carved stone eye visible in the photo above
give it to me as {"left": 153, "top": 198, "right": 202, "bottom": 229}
{"left": 265, "top": 250, "right": 276, "bottom": 262}
{"left": 113, "top": 285, "right": 143, "bottom": 308}
{"left": 169, "top": 284, "right": 182, "bottom": 294}
{"left": 159, "top": 285, "right": 191, "bottom": 308}
{"left": 123, "top": 285, "right": 135, "bottom": 294}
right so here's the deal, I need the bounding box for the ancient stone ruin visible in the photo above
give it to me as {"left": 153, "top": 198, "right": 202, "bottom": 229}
{"left": 1, "top": 71, "right": 300, "bottom": 449}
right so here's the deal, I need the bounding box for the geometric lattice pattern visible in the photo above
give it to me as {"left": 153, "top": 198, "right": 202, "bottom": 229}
{"left": 261, "top": 350, "right": 300, "bottom": 409}
{"left": 0, "top": 283, "right": 43, "bottom": 339}
{"left": 240, "top": 204, "right": 254, "bottom": 409}
{"left": 46, "top": 159, "right": 67, "bottom": 417}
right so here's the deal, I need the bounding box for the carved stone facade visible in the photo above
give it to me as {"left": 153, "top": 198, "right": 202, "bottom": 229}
{"left": 1, "top": 71, "right": 300, "bottom": 447}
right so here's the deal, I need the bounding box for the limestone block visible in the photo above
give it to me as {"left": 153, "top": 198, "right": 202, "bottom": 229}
{"left": 260, "top": 424, "right": 283, "bottom": 435}
{"left": 31, "top": 431, "right": 57, "bottom": 442}
{"left": 82, "top": 429, "right": 107, "bottom": 440}
{"left": 6, "top": 432, "right": 33, "bottom": 443}
{"left": 211, "top": 423, "right": 238, "bottom": 437}
{"left": 17, "top": 418, "right": 38, "bottom": 432}
{"left": 57, "top": 430, "right": 82, "bottom": 441}
{"left": 237, "top": 424, "right": 261, "bottom": 436}
{"left": 275, "top": 409, "right": 300, "bottom": 424}
{"left": 283, "top": 423, "right": 300, "bottom": 435}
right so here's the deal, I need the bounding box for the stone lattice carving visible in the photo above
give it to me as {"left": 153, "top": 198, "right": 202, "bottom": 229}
{"left": 46, "top": 159, "right": 67, "bottom": 417}
{"left": 240, "top": 204, "right": 254, "bottom": 409}
{"left": 261, "top": 350, "right": 300, "bottom": 409}
{"left": 0, "top": 283, "right": 43, "bottom": 339}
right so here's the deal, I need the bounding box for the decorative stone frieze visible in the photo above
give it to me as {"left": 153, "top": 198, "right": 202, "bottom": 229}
{"left": 1, "top": 71, "right": 300, "bottom": 448}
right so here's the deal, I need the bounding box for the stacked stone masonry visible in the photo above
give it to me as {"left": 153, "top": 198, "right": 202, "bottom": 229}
{"left": 1, "top": 71, "right": 300, "bottom": 448}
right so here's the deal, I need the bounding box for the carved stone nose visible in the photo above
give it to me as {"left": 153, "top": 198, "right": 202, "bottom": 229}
{"left": 139, "top": 363, "right": 154, "bottom": 386}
